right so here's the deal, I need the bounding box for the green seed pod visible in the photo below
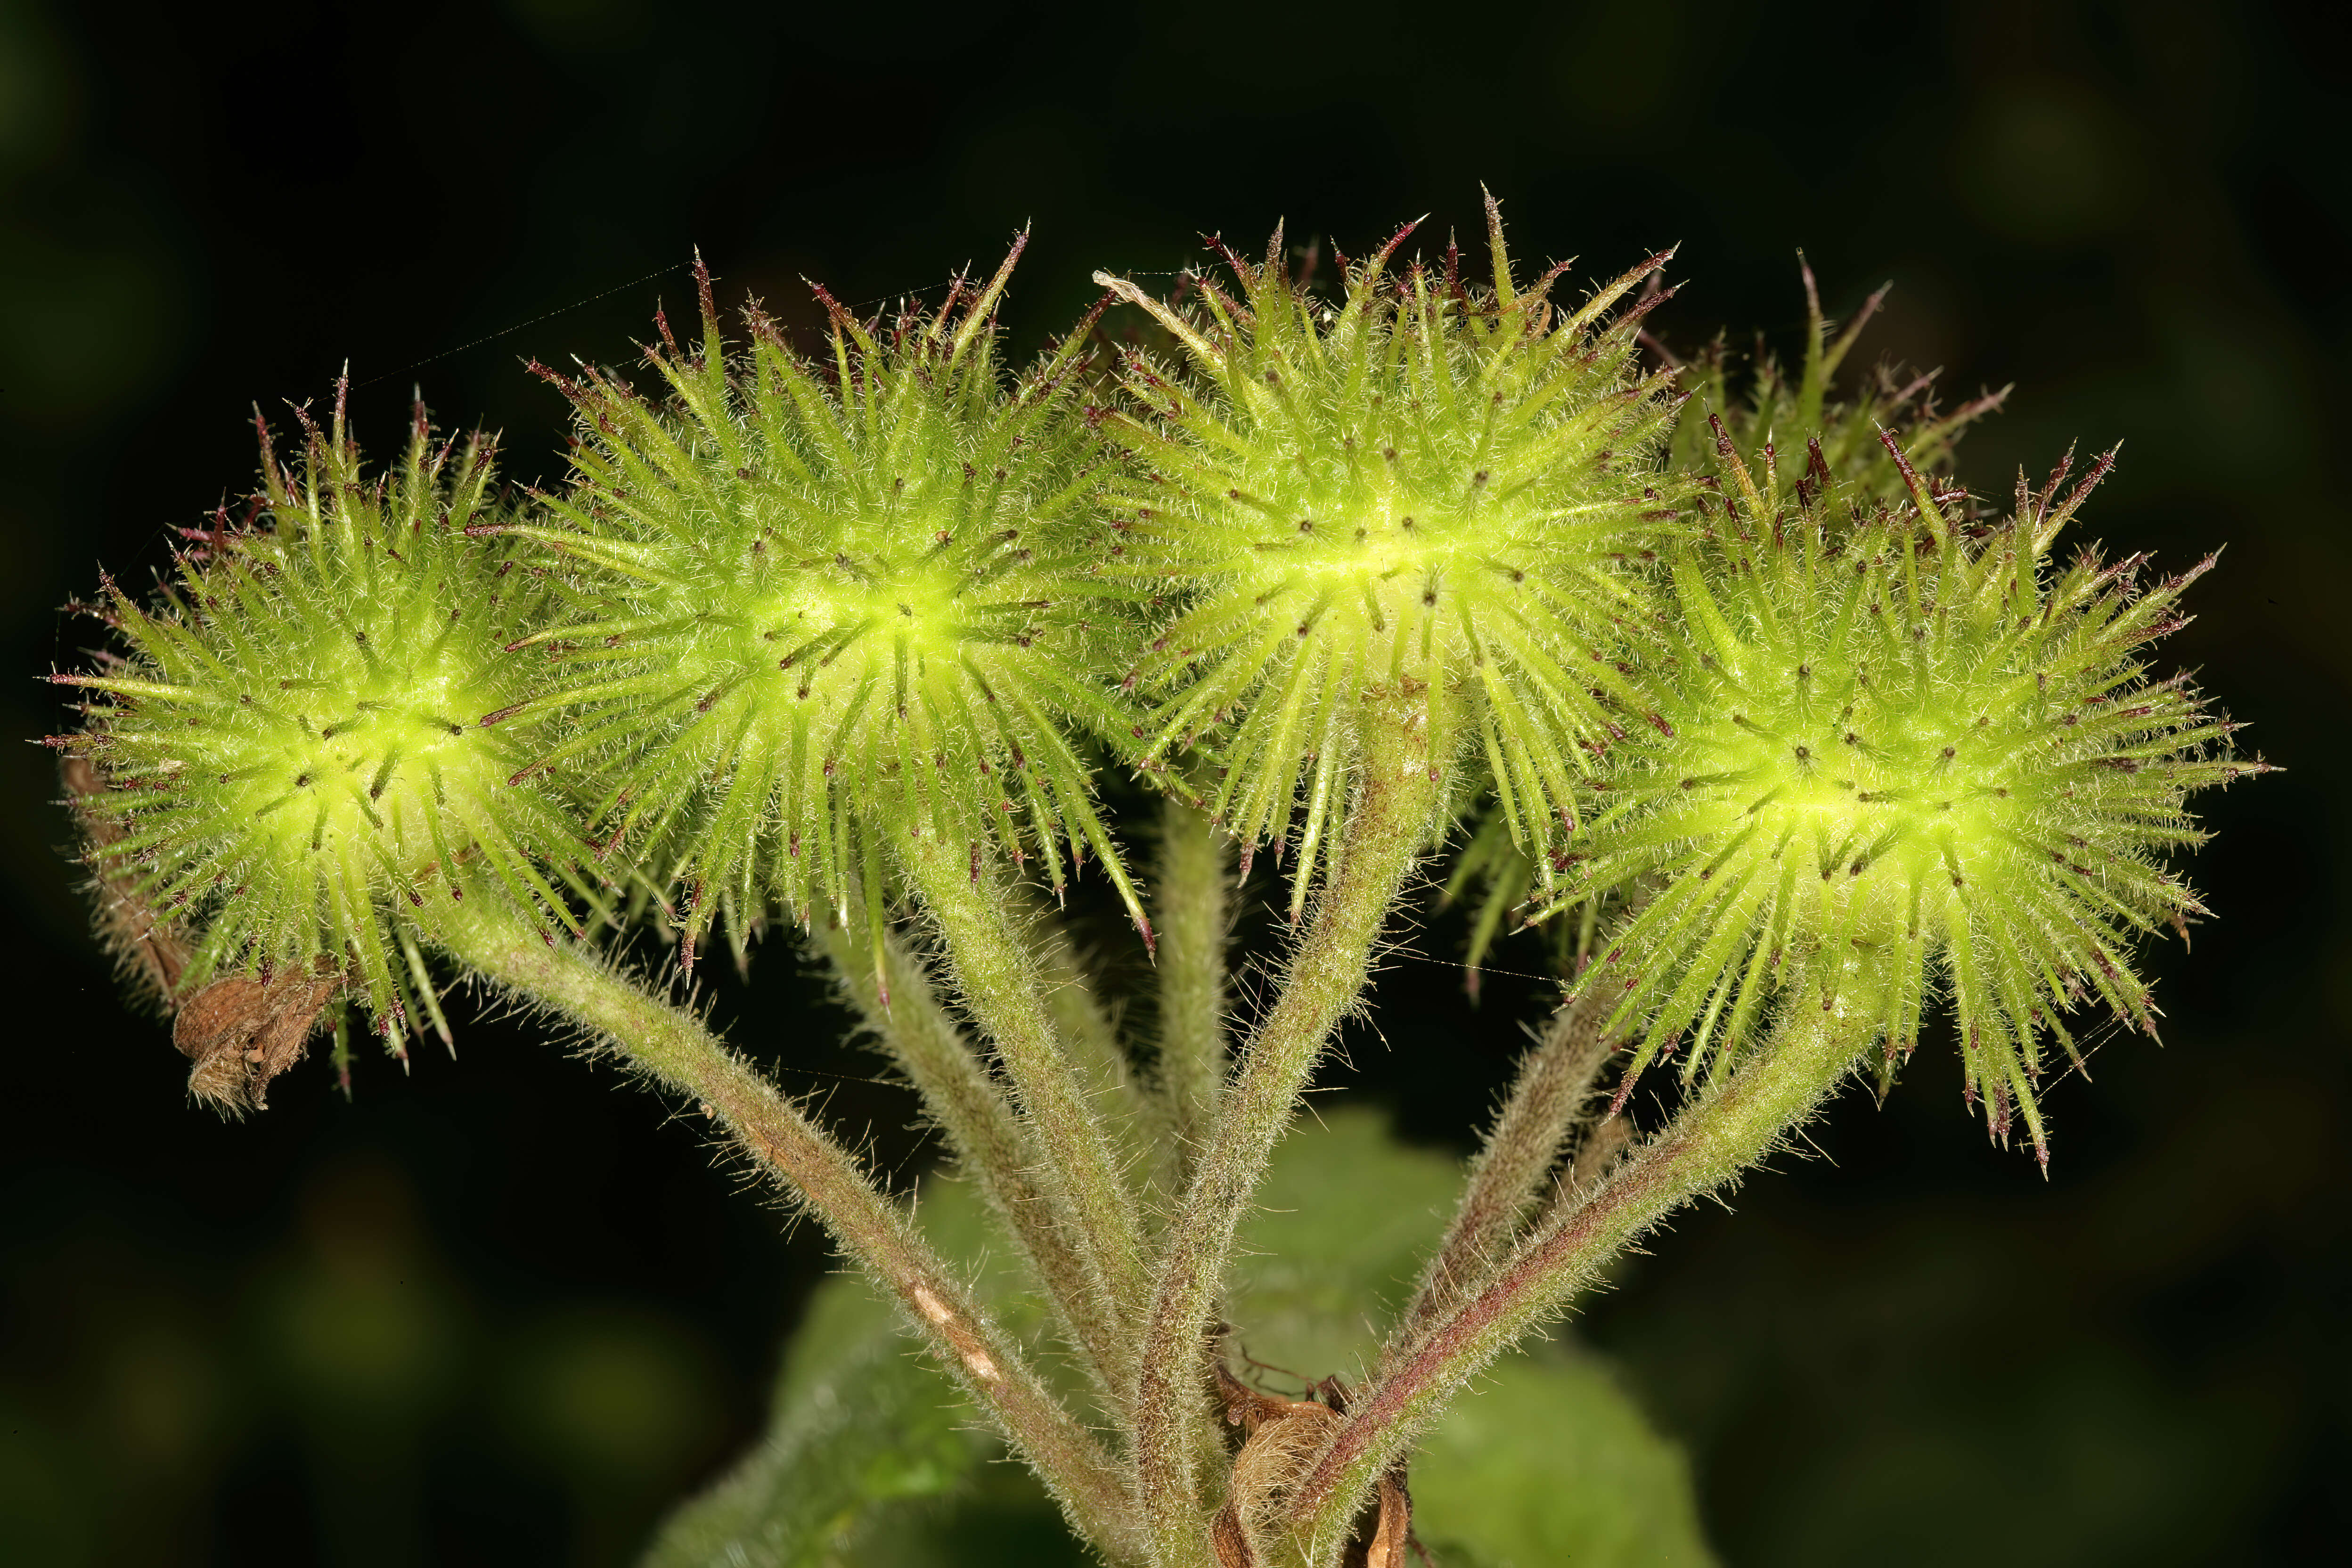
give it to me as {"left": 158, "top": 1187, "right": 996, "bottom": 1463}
{"left": 1094, "top": 196, "right": 1683, "bottom": 913}
{"left": 1445, "top": 267, "right": 2003, "bottom": 986}
{"left": 490, "top": 248, "right": 1143, "bottom": 968}
{"left": 54, "top": 392, "right": 592, "bottom": 1075}
{"left": 1560, "top": 448, "right": 2263, "bottom": 1159}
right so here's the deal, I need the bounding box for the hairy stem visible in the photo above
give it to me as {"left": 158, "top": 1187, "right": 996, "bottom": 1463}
{"left": 1024, "top": 885, "right": 1158, "bottom": 1187}
{"left": 897, "top": 830, "right": 1152, "bottom": 1372}
{"left": 1153, "top": 796, "right": 1231, "bottom": 1188}
{"left": 1395, "top": 986, "right": 1615, "bottom": 1341}
{"left": 819, "top": 914, "right": 1131, "bottom": 1404}
{"left": 420, "top": 896, "right": 1137, "bottom": 1558}
{"left": 1286, "top": 1004, "right": 1870, "bottom": 1564}
{"left": 1135, "top": 692, "right": 1439, "bottom": 1568}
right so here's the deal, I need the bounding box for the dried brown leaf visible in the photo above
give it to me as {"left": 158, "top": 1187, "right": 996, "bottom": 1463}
{"left": 174, "top": 965, "right": 343, "bottom": 1115}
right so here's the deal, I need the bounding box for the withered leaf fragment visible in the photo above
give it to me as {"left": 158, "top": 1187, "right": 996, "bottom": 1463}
{"left": 1211, "top": 1363, "right": 1412, "bottom": 1568}
{"left": 63, "top": 756, "right": 343, "bottom": 1114}
{"left": 173, "top": 964, "right": 343, "bottom": 1116}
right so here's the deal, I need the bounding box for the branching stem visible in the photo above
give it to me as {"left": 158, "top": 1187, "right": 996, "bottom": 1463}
{"left": 1285, "top": 1004, "right": 1871, "bottom": 1564}
{"left": 897, "top": 830, "right": 1153, "bottom": 1372}
{"left": 1133, "top": 690, "right": 1439, "bottom": 1568}
{"left": 419, "top": 895, "right": 1138, "bottom": 1558}
{"left": 819, "top": 914, "right": 1131, "bottom": 1405}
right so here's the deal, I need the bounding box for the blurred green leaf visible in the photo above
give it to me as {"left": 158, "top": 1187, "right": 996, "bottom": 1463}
{"left": 1411, "top": 1348, "right": 1715, "bottom": 1568}
{"left": 638, "top": 1307, "right": 996, "bottom": 1568}
{"left": 645, "top": 1107, "right": 1714, "bottom": 1566}
{"left": 639, "top": 1171, "right": 1074, "bottom": 1568}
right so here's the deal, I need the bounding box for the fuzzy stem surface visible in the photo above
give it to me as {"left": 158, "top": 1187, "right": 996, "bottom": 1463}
{"left": 1396, "top": 987, "right": 1615, "bottom": 1340}
{"left": 1024, "top": 885, "right": 1158, "bottom": 1187}
{"left": 820, "top": 915, "right": 1131, "bottom": 1404}
{"left": 898, "top": 831, "right": 1152, "bottom": 1368}
{"left": 1286, "top": 1004, "right": 1871, "bottom": 1563}
{"left": 1134, "top": 692, "right": 1438, "bottom": 1568}
{"left": 418, "top": 897, "right": 1137, "bottom": 1557}
{"left": 1153, "top": 796, "right": 1231, "bottom": 1187}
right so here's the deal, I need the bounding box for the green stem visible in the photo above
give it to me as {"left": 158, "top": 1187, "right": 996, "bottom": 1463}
{"left": 1153, "top": 796, "right": 1231, "bottom": 1189}
{"left": 1287, "top": 1004, "right": 1871, "bottom": 1564}
{"left": 420, "top": 896, "right": 1138, "bottom": 1560}
{"left": 897, "top": 829, "right": 1152, "bottom": 1372}
{"left": 1134, "top": 692, "right": 1439, "bottom": 1568}
{"left": 819, "top": 914, "right": 1131, "bottom": 1402}
{"left": 1023, "top": 883, "right": 1158, "bottom": 1184}
{"left": 1395, "top": 986, "right": 1614, "bottom": 1341}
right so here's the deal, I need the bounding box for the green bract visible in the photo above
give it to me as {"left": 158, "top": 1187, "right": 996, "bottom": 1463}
{"left": 1664, "top": 258, "right": 2006, "bottom": 501}
{"left": 1561, "top": 447, "right": 2255, "bottom": 1157}
{"left": 56, "top": 396, "right": 588, "bottom": 1055}
{"left": 493, "top": 249, "right": 1143, "bottom": 968}
{"left": 1095, "top": 202, "right": 1682, "bottom": 912}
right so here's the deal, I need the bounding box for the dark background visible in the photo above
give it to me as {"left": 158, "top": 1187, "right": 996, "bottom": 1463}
{"left": 3, "top": 0, "right": 2344, "bottom": 1562}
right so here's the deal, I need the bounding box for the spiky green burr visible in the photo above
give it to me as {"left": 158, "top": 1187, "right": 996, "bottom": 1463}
{"left": 54, "top": 393, "right": 591, "bottom": 1063}
{"left": 493, "top": 248, "right": 1143, "bottom": 967}
{"left": 1561, "top": 444, "right": 2257, "bottom": 1158}
{"left": 1444, "top": 261, "right": 2010, "bottom": 987}
{"left": 1096, "top": 198, "right": 1683, "bottom": 912}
